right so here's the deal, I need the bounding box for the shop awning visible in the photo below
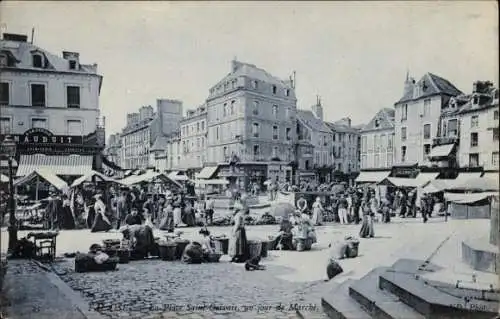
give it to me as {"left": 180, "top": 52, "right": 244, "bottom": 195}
{"left": 71, "top": 170, "right": 117, "bottom": 187}
{"left": 195, "top": 179, "right": 229, "bottom": 185}
{"left": 379, "top": 177, "right": 418, "bottom": 188}
{"left": 454, "top": 172, "right": 483, "bottom": 183}
{"left": 16, "top": 154, "right": 93, "bottom": 177}
{"left": 14, "top": 169, "right": 68, "bottom": 191}
{"left": 415, "top": 172, "right": 439, "bottom": 187}
{"left": 120, "top": 171, "right": 181, "bottom": 188}
{"left": 450, "top": 176, "right": 499, "bottom": 192}
{"left": 196, "top": 166, "right": 218, "bottom": 179}
{"left": 422, "top": 180, "right": 454, "bottom": 194}
{"left": 428, "top": 144, "right": 455, "bottom": 159}
{"left": 482, "top": 172, "right": 499, "bottom": 185}
{"left": 355, "top": 171, "right": 391, "bottom": 183}
{"left": 444, "top": 192, "right": 498, "bottom": 204}
{"left": 299, "top": 172, "right": 316, "bottom": 176}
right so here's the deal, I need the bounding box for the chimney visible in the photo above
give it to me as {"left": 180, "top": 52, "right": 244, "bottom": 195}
{"left": 231, "top": 59, "right": 241, "bottom": 73}
{"left": 311, "top": 95, "right": 324, "bottom": 121}
{"left": 403, "top": 71, "right": 415, "bottom": 97}
{"left": 3, "top": 33, "right": 28, "bottom": 42}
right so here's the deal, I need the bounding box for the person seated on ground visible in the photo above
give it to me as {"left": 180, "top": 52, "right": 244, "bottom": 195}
{"left": 272, "top": 214, "right": 294, "bottom": 250}
{"left": 159, "top": 202, "right": 174, "bottom": 231}
{"left": 182, "top": 241, "right": 205, "bottom": 264}
{"left": 199, "top": 227, "right": 215, "bottom": 254}
{"left": 121, "top": 224, "right": 155, "bottom": 259}
{"left": 125, "top": 208, "right": 143, "bottom": 226}
{"left": 326, "top": 258, "right": 343, "bottom": 280}
{"left": 245, "top": 255, "right": 265, "bottom": 271}
{"left": 328, "top": 235, "right": 360, "bottom": 259}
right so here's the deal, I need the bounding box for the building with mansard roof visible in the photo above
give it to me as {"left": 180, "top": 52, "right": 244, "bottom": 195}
{"left": 0, "top": 32, "right": 105, "bottom": 180}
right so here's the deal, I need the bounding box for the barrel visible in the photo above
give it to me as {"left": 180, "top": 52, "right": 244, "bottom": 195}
{"left": 214, "top": 238, "right": 229, "bottom": 255}
{"left": 247, "top": 240, "right": 262, "bottom": 259}
{"left": 174, "top": 239, "right": 190, "bottom": 260}
{"left": 159, "top": 243, "right": 177, "bottom": 261}
{"left": 260, "top": 240, "right": 269, "bottom": 258}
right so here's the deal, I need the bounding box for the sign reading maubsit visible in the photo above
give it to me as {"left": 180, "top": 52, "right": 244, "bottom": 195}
{"left": 0, "top": 128, "right": 83, "bottom": 145}
{"left": 0, "top": 128, "right": 101, "bottom": 155}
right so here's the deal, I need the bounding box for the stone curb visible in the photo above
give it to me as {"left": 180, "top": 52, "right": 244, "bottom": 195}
{"left": 33, "top": 261, "right": 105, "bottom": 319}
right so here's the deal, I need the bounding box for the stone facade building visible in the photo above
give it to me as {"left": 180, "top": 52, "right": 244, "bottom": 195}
{"left": 0, "top": 32, "right": 105, "bottom": 178}
{"left": 180, "top": 105, "right": 207, "bottom": 174}
{"left": 326, "top": 117, "right": 361, "bottom": 176}
{"left": 359, "top": 108, "right": 395, "bottom": 170}
{"left": 205, "top": 60, "right": 296, "bottom": 187}
{"left": 393, "top": 72, "right": 462, "bottom": 172}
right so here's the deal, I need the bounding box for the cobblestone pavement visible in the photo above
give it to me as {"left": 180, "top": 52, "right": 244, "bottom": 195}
{"left": 2, "top": 260, "right": 87, "bottom": 319}
{"left": 52, "top": 259, "right": 330, "bottom": 319}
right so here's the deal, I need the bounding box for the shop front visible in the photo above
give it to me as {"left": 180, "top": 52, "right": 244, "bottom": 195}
{"left": 0, "top": 128, "right": 104, "bottom": 183}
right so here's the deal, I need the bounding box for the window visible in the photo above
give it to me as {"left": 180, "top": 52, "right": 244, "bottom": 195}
{"left": 401, "top": 127, "right": 407, "bottom": 141}
{"left": 374, "top": 154, "right": 380, "bottom": 168}
{"left": 423, "top": 99, "right": 431, "bottom": 117}
{"left": 252, "top": 101, "right": 259, "bottom": 115}
{"left": 223, "top": 103, "right": 227, "bottom": 117}
{"left": 223, "top": 146, "right": 228, "bottom": 158}
{"left": 401, "top": 104, "right": 408, "bottom": 121}
{"left": 31, "top": 84, "right": 46, "bottom": 107}
{"left": 231, "top": 80, "right": 236, "bottom": 89}
{"left": 272, "top": 146, "right": 278, "bottom": 158}
{"left": 0, "top": 117, "right": 11, "bottom": 134}
{"left": 469, "top": 153, "right": 479, "bottom": 167}
{"left": 494, "top": 128, "right": 499, "bottom": 141}
{"left": 374, "top": 135, "right": 379, "bottom": 152}
{"left": 0, "top": 54, "right": 7, "bottom": 66}
{"left": 423, "top": 144, "right": 431, "bottom": 157}
{"left": 230, "top": 100, "right": 235, "bottom": 115}
{"left": 32, "top": 54, "right": 43, "bottom": 68}
{"left": 66, "top": 86, "right": 80, "bottom": 108}
{"left": 197, "top": 137, "right": 200, "bottom": 148}
{"left": 252, "top": 80, "right": 258, "bottom": 89}
{"left": 374, "top": 119, "right": 380, "bottom": 128}
{"left": 272, "top": 105, "right": 278, "bottom": 118}
{"left": 253, "top": 145, "right": 260, "bottom": 156}
{"left": 494, "top": 110, "right": 499, "bottom": 121}
{"left": 286, "top": 127, "right": 291, "bottom": 141}
{"left": 32, "top": 118, "right": 47, "bottom": 129}
{"left": 471, "top": 115, "right": 479, "bottom": 128}
{"left": 201, "top": 121, "right": 205, "bottom": 131}
{"left": 492, "top": 152, "right": 499, "bottom": 167}
{"left": 423, "top": 124, "right": 431, "bottom": 139}
{"left": 66, "top": 120, "right": 82, "bottom": 135}
{"left": 285, "top": 89, "right": 290, "bottom": 97}
{"left": 272, "top": 125, "right": 279, "bottom": 140}
{"left": 196, "top": 122, "right": 200, "bottom": 132}
{"left": 201, "top": 137, "right": 205, "bottom": 148}
{"left": 216, "top": 126, "right": 220, "bottom": 140}
{"left": 69, "top": 60, "right": 77, "bottom": 70}
{"left": 0, "top": 82, "right": 9, "bottom": 105}
{"left": 401, "top": 146, "right": 407, "bottom": 162}
{"left": 470, "top": 132, "right": 478, "bottom": 147}
{"left": 285, "top": 107, "right": 290, "bottom": 119}
{"left": 252, "top": 123, "right": 260, "bottom": 137}
{"left": 448, "top": 119, "right": 458, "bottom": 137}
{"left": 272, "top": 85, "right": 277, "bottom": 94}
{"left": 472, "top": 95, "right": 479, "bottom": 105}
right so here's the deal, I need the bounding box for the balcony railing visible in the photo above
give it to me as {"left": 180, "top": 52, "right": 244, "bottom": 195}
{"left": 432, "top": 136, "right": 459, "bottom": 146}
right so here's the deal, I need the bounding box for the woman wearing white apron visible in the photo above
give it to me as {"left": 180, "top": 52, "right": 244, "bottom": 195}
{"left": 312, "top": 197, "right": 323, "bottom": 226}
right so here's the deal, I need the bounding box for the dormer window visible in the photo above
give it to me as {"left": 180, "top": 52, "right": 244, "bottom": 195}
{"left": 472, "top": 95, "right": 479, "bottom": 105}
{"left": 272, "top": 85, "right": 277, "bottom": 94}
{"left": 0, "top": 54, "right": 7, "bottom": 67}
{"left": 252, "top": 80, "right": 258, "bottom": 89}
{"left": 69, "top": 60, "right": 77, "bottom": 70}
{"left": 374, "top": 119, "right": 380, "bottom": 128}
{"left": 32, "top": 53, "right": 43, "bottom": 68}
{"left": 285, "top": 89, "right": 290, "bottom": 97}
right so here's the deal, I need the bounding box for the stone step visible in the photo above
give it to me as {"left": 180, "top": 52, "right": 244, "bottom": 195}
{"left": 461, "top": 239, "right": 498, "bottom": 273}
{"left": 389, "top": 258, "right": 443, "bottom": 274}
{"left": 295, "top": 309, "right": 330, "bottom": 319}
{"left": 348, "top": 267, "right": 425, "bottom": 319}
{"left": 379, "top": 269, "right": 498, "bottom": 319}
{"left": 321, "top": 279, "right": 370, "bottom": 319}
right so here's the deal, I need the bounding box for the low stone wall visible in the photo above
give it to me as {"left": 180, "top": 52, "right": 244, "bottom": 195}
{"left": 209, "top": 196, "right": 260, "bottom": 209}
{"left": 461, "top": 239, "right": 497, "bottom": 274}
{"left": 449, "top": 202, "right": 490, "bottom": 219}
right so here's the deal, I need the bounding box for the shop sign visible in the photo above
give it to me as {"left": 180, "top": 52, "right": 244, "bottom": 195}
{"left": 0, "top": 128, "right": 83, "bottom": 145}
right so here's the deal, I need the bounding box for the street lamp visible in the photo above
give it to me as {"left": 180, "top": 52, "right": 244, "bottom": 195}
{"left": 1, "top": 136, "right": 17, "bottom": 255}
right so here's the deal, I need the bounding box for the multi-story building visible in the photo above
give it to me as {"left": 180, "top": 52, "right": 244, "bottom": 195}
{"left": 121, "top": 99, "right": 183, "bottom": 170}
{"left": 0, "top": 33, "right": 105, "bottom": 178}
{"left": 205, "top": 60, "right": 297, "bottom": 187}
{"left": 326, "top": 117, "right": 361, "bottom": 176}
{"left": 393, "top": 72, "right": 462, "bottom": 175}
{"left": 180, "top": 105, "right": 207, "bottom": 176}
{"left": 296, "top": 98, "right": 334, "bottom": 183}
{"left": 103, "top": 133, "right": 122, "bottom": 173}
{"left": 355, "top": 108, "right": 395, "bottom": 184}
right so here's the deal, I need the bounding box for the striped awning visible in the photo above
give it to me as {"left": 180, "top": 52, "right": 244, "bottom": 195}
{"left": 196, "top": 166, "right": 218, "bottom": 179}
{"left": 16, "top": 154, "right": 93, "bottom": 177}
{"left": 355, "top": 171, "right": 391, "bottom": 183}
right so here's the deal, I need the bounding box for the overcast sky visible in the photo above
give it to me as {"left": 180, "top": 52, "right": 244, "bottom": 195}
{"left": 2, "top": 1, "right": 498, "bottom": 136}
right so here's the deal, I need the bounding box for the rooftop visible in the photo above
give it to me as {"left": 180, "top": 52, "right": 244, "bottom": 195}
{"left": 297, "top": 110, "right": 332, "bottom": 133}
{"left": 397, "top": 73, "right": 463, "bottom": 104}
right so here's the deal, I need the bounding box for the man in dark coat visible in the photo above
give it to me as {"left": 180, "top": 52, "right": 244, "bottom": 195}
{"left": 116, "top": 191, "right": 129, "bottom": 230}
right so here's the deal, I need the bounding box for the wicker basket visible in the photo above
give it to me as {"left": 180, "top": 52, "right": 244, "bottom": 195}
{"left": 205, "top": 252, "right": 222, "bottom": 263}
{"left": 247, "top": 240, "right": 262, "bottom": 259}
{"left": 159, "top": 243, "right": 177, "bottom": 261}
{"left": 295, "top": 238, "right": 313, "bottom": 252}
{"left": 214, "top": 238, "right": 229, "bottom": 254}
{"left": 174, "top": 239, "right": 190, "bottom": 260}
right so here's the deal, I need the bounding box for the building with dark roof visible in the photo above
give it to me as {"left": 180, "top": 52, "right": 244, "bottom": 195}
{"left": 326, "top": 117, "right": 361, "bottom": 177}
{"left": 179, "top": 105, "right": 207, "bottom": 175}
{"left": 393, "top": 72, "right": 463, "bottom": 173}
{"left": 0, "top": 32, "right": 105, "bottom": 179}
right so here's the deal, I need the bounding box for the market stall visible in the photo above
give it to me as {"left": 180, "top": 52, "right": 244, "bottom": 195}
{"left": 14, "top": 169, "right": 69, "bottom": 198}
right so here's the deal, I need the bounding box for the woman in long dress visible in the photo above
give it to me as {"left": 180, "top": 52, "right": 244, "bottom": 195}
{"left": 173, "top": 194, "right": 183, "bottom": 227}
{"left": 60, "top": 194, "right": 76, "bottom": 229}
{"left": 311, "top": 197, "right": 324, "bottom": 226}
{"left": 91, "top": 194, "right": 112, "bottom": 232}
{"left": 228, "top": 206, "right": 249, "bottom": 263}
{"left": 359, "top": 199, "right": 375, "bottom": 238}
